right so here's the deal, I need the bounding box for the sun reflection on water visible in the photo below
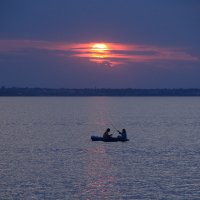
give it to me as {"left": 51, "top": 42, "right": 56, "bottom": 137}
{"left": 83, "top": 145, "right": 116, "bottom": 200}
{"left": 82, "top": 97, "right": 118, "bottom": 199}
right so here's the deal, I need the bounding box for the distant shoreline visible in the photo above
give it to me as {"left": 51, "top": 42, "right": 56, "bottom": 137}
{"left": 0, "top": 87, "right": 200, "bottom": 96}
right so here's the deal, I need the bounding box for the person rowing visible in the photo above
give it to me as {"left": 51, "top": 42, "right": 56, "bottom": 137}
{"left": 103, "top": 128, "right": 113, "bottom": 139}
{"left": 117, "top": 129, "right": 127, "bottom": 140}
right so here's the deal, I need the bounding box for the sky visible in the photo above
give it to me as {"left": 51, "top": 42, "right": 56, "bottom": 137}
{"left": 0, "top": 0, "right": 200, "bottom": 88}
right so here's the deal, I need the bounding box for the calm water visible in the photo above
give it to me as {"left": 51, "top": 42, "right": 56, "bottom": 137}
{"left": 0, "top": 97, "right": 200, "bottom": 200}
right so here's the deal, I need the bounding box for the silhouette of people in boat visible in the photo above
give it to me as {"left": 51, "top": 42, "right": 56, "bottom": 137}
{"left": 117, "top": 129, "right": 127, "bottom": 140}
{"left": 103, "top": 128, "right": 113, "bottom": 139}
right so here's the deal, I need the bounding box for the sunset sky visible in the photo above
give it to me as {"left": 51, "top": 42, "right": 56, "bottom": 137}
{"left": 0, "top": 0, "right": 200, "bottom": 88}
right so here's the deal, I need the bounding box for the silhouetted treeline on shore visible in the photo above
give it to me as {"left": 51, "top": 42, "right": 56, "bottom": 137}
{"left": 0, "top": 87, "right": 200, "bottom": 96}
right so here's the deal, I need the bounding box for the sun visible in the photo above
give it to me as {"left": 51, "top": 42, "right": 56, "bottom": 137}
{"left": 89, "top": 43, "right": 113, "bottom": 66}
{"left": 92, "top": 43, "right": 108, "bottom": 52}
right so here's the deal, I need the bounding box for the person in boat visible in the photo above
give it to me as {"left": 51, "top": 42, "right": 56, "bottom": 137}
{"left": 117, "top": 129, "right": 127, "bottom": 140}
{"left": 103, "top": 128, "right": 112, "bottom": 139}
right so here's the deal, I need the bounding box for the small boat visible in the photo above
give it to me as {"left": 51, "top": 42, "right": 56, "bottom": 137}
{"left": 91, "top": 136, "right": 129, "bottom": 142}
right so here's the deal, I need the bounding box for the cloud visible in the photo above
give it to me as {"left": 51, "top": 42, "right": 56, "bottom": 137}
{"left": 0, "top": 39, "right": 199, "bottom": 66}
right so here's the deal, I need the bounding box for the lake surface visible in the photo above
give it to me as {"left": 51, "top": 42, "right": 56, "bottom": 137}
{"left": 0, "top": 97, "right": 200, "bottom": 199}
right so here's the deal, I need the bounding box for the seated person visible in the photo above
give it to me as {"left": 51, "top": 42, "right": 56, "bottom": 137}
{"left": 103, "top": 128, "right": 112, "bottom": 139}
{"left": 117, "top": 129, "right": 127, "bottom": 140}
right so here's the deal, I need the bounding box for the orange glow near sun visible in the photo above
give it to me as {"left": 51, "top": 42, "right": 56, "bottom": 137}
{"left": 64, "top": 42, "right": 199, "bottom": 67}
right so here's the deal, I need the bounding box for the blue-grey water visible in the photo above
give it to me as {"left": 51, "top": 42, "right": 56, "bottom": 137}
{"left": 0, "top": 97, "right": 200, "bottom": 200}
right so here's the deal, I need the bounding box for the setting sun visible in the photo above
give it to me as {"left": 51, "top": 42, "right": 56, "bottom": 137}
{"left": 90, "top": 43, "right": 110, "bottom": 64}
{"left": 92, "top": 43, "right": 108, "bottom": 52}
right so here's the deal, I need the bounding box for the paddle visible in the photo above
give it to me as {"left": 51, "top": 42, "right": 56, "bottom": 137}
{"left": 110, "top": 123, "right": 120, "bottom": 134}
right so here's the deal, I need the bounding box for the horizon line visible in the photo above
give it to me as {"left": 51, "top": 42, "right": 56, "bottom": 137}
{"left": 1, "top": 87, "right": 200, "bottom": 90}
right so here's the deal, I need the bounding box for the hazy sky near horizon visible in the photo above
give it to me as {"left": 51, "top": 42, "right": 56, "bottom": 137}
{"left": 0, "top": 0, "right": 200, "bottom": 88}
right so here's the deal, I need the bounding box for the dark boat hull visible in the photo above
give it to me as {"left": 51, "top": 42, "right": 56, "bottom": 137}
{"left": 91, "top": 136, "right": 129, "bottom": 142}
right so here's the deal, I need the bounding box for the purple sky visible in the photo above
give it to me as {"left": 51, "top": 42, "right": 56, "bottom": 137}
{"left": 0, "top": 0, "right": 200, "bottom": 88}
